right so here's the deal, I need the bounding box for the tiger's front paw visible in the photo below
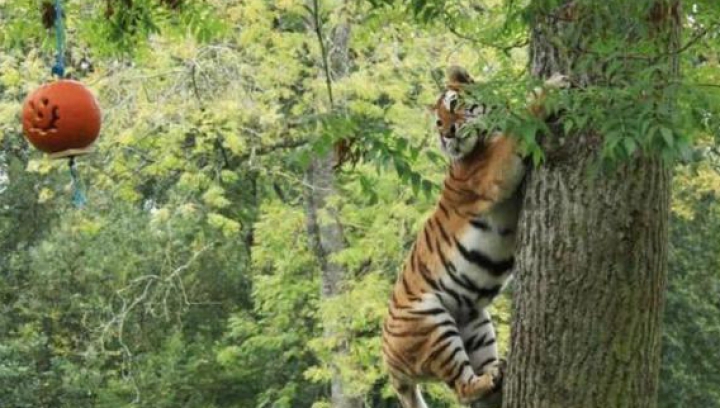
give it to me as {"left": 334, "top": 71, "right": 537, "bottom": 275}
{"left": 472, "top": 360, "right": 506, "bottom": 408}
{"left": 492, "top": 359, "right": 507, "bottom": 392}
{"left": 483, "top": 358, "right": 506, "bottom": 393}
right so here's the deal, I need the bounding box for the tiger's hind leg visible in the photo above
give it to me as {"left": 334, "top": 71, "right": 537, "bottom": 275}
{"left": 388, "top": 374, "right": 428, "bottom": 408}
{"left": 423, "top": 314, "right": 500, "bottom": 405}
{"left": 461, "top": 309, "right": 504, "bottom": 408}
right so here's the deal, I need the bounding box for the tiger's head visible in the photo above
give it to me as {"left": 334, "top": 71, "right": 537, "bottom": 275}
{"left": 431, "top": 66, "right": 490, "bottom": 160}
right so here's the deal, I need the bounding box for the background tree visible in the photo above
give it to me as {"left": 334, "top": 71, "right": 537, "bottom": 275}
{"left": 302, "top": 1, "right": 361, "bottom": 406}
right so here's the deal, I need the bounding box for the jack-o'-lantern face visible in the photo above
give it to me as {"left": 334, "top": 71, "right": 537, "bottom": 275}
{"left": 26, "top": 96, "right": 61, "bottom": 135}
{"left": 22, "top": 80, "right": 101, "bottom": 157}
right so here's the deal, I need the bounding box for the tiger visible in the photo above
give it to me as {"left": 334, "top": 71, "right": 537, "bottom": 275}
{"left": 382, "top": 66, "right": 568, "bottom": 408}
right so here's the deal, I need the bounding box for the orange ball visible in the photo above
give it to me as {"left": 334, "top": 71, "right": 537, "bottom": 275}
{"left": 22, "top": 80, "right": 101, "bottom": 158}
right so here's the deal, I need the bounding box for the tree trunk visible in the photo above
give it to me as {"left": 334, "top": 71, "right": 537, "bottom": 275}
{"left": 505, "top": 146, "right": 671, "bottom": 407}
{"left": 303, "top": 2, "right": 362, "bottom": 407}
{"left": 305, "top": 157, "right": 360, "bottom": 408}
{"left": 503, "top": 1, "right": 679, "bottom": 407}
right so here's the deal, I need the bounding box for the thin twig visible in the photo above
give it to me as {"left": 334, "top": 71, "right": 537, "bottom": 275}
{"left": 311, "top": 0, "right": 335, "bottom": 107}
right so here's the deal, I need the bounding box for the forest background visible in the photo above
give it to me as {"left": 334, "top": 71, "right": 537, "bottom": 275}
{"left": 1, "top": 0, "right": 719, "bottom": 407}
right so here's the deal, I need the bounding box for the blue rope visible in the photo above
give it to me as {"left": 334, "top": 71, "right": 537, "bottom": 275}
{"left": 51, "top": 0, "right": 65, "bottom": 77}
{"left": 69, "top": 157, "right": 87, "bottom": 208}
{"left": 49, "top": 1, "right": 86, "bottom": 208}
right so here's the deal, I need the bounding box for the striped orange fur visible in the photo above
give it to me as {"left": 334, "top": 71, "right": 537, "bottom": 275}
{"left": 382, "top": 67, "right": 567, "bottom": 408}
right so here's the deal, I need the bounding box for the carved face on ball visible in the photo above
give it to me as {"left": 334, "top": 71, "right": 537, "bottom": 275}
{"left": 22, "top": 80, "right": 101, "bottom": 157}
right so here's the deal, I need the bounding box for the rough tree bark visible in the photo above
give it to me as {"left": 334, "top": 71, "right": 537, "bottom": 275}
{"left": 503, "top": 1, "right": 680, "bottom": 407}
{"left": 303, "top": 2, "right": 362, "bottom": 408}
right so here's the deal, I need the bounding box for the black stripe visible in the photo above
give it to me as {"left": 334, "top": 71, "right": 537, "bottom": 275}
{"left": 400, "top": 275, "right": 412, "bottom": 295}
{"left": 384, "top": 357, "right": 411, "bottom": 377}
{"left": 452, "top": 205, "right": 470, "bottom": 219}
{"left": 448, "top": 171, "right": 466, "bottom": 182}
{"left": 437, "top": 249, "right": 500, "bottom": 301}
{"left": 438, "top": 248, "right": 455, "bottom": 272}
{"left": 439, "top": 250, "right": 479, "bottom": 295}
{"left": 400, "top": 275, "right": 421, "bottom": 301}
{"left": 470, "top": 334, "right": 496, "bottom": 352}
{"left": 388, "top": 308, "right": 424, "bottom": 322}
{"left": 437, "top": 279, "right": 463, "bottom": 306}
{"left": 498, "top": 227, "right": 515, "bottom": 236}
{"left": 390, "top": 293, "right": 406, "bottom": 309}
{"left": 455, "top": 239, "right": 514, "bottom": 276}
{"left": 444, "top": 181, "right": 472, "bottom": 197}
{"left": 470, "top": 334, "right": 491, "bottom": 351}
{"left": 382, "top": 342, "right": 415, "bottom": 375}
{"left": 479, "top": 336, "right": 496, "bottom": 349}
{"left": 431, "top": 329, "right": 460, "bottom": 349}
{"left": 436, "top": 220, "right": 452, "bottom": 245}
{"left": 444, "top": 266, "right": 502, "bottom": 302}
{"left": 438, "top": 345, "right": 463, "bottom": 368}
{"left": 447, "top": 360, "right": 470, "bottom": 385}
{"left": 427, "top": 216, "right": 436, "bottom": 231}
{"left": 464, "top": 334, "right": 480, "bottom": 352}
{"left": 472, "top": 318, "right": 491, "bottom": 331}
{"left": 475, "top": 284, "right": 502, "bottom": 300}
{"left": 440, "top": 255, "right": 468, "bottom": 284}
{"left": 423, "top": 226, "right": 434, "bottom": 253}
{"left": 411, "top": 248, "right": 419, "bottom": 271}
{"left": 478, "top": 357, "right": 497, "bottom": 371}
{"left": 461, "top": 295, "right": 475, "bottom": 309}
{"left": 447, "top": 270, "right": 474, "bottom": 293}
{"left": 408, "top": 307, "right": 446, "bottom": 316}
{"left": 470, "top": 219, "right": 491, "bottom": 231}
{"left": 383, "top": 322, "right": 422, "bottom": 337}
{"left": 438, "top": 202, "right": 450, "bottom": 218}
{"left": 460, "top": 276, "right": 502, "bottom": 301}
{"left": 426, "top": 339, "right": 453, "bottom": 363}
{"left": 391, "top": 293, "right": 414, "bottom": 310}
{"left": 383, "top": 322, "right": 440, "bottom": 337}
{"left": 436, "top": 295, "right": 451, "bottom": 312}
{"left": 384, "top": 322, "right": 432, "bottom": 341}
{"left": 417, "top": 259, "right": 440, "bottom": 291}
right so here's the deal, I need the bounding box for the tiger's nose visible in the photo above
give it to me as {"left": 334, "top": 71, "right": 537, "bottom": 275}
{"left": 444, "top": 124, "right": 457, "bottom": 139}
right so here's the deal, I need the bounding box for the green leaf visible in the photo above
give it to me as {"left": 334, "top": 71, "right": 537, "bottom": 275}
{"left": 623, "top": 137, "right": 637, "bottom": 156}
{"left": 660, "top": 127, "right": 674, "bottom": 147}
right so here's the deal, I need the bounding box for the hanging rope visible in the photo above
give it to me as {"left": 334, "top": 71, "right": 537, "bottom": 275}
{"left": 51, "top": 0, "right": 85, "bottom": 208}
{"left": 68, "top": 157, "right": 87, "bottom": 208}
{"left": 51, "top": 0, "right": 65, "bottom": 77}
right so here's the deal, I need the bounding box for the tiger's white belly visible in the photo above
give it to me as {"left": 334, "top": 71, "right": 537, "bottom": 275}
{"left": 439, "top": 194, "right": 522, "bottom": 315}
{"left": 459, "top": 194, "right": 520, "bottom": 263}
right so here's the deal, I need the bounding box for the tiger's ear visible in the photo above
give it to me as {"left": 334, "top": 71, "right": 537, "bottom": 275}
{"left": 446, "top": 66, "right": 474, "bottom": 88}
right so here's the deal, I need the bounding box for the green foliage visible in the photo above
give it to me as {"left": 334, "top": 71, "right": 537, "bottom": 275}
{"left": 370, "top": 0, "right": 720, "bottom": 167}
{"left": 660, "top": 164, "right": 720, "bottom": 408}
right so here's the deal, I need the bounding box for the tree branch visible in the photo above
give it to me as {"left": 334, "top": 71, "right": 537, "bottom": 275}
{"left": 237, "top": 139, "right": 309, "bottom": 163}
{"left": 310, "top": 0, "right": 335, "bottom": 107}
{"left": 443, "top": 20, "right": 529, "bottom": 54}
